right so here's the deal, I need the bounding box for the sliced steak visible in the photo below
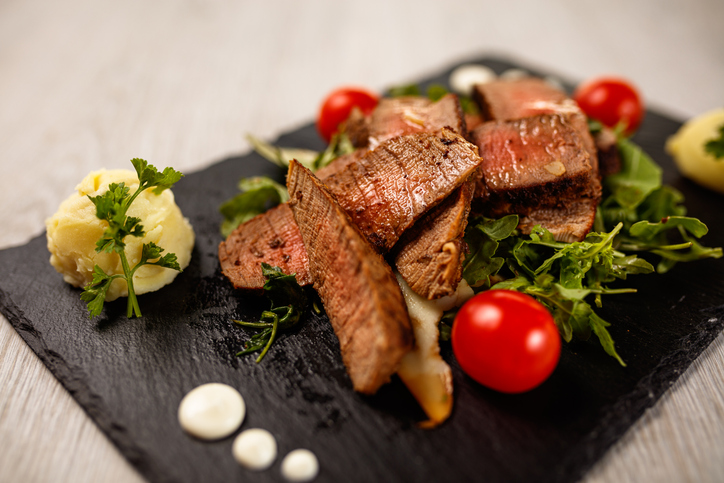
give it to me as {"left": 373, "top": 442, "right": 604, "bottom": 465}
{"left": 218, "top": 203, "right": 311, "bottom": 291}
{"left": 392, "top": 178, "right": 475, "bottom": 299}
{"left": 474, "top": 77, "right": 577, "bottom": 122}
{"left": 470, "top": 114, "right": 594, "bottom": 216}
{"left": 594, "top": 126, "right": 622, "bottom": 177}
{"left": 518, "top": 197, "right": 598, "bottom": 243}
{"left": 324, "top": 128, "right": 483, "bottom": 252}
{"left": 287, "top": 159, "right": 413, "bottom": 394}
{"left": 473, "top": 77, "right": 599, "bottom": 177}
{"left": 343, "top": 94, "right": 466, "bottom": 148}
{"left": 220, "top": 129, "right": 482, "bottom": 291}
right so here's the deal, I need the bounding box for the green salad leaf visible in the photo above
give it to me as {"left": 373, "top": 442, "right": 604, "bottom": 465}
{"left": 219, "top": 176, "right": 289, "bottom": 237}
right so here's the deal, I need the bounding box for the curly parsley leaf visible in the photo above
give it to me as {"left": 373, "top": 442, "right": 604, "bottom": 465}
{"left": 704, "top": 123, "right": 724, "bottom": 160}
{"left": 81, "top": 159, "right": 184, "bottom": 318}
{"left": 234, "top": 263, "right": 307, "bottom": 363}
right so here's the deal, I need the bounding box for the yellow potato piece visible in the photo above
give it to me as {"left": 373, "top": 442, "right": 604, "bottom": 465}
{"left": 46, "top": 169, "right": 195, "bottom": 301}
{"left": 666, "top": 108, "right": 724, "bottom": 194}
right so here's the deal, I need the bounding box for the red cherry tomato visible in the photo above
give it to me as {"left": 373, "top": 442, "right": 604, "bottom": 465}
{"left": 316, "top": 87, "right": 379, "bottom": 142}
{"left": 573, "top": 77, "right": 644, "bottom": 135}
{"left": 451, "top": 290, "right": 561, "bottom": 393}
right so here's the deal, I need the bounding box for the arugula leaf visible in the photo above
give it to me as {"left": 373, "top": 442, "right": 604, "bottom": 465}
{"left": 81, "top": 159, "right": 184, "bottom": 318}
{"left": 604, "top": 138, "right": 662, "bottom": 210}
{"left": 246, "top": 132, "right": 354, "bottom": 171}
{"left": 704, "top": 123, "right": 724, "bottom": 159}
{"left": 462, "top": 215, "right": 518, "bottom": 287}
{"left": 246, "top": 134, "right": 320, "bottom": 170}
{"left": 597, "top": 137, "right": 721, "bottom": 273}
{"left": 234, "top": 263, "right": 307, "bottom": 363}
{"left": 219, "top": 176, "right": 289, "bottom": 237}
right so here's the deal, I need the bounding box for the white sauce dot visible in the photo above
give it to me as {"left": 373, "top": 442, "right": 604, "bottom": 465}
{"left": 233, "top": 428, "right": 278, "bottom": 471}
{"left": 449, "top": 64, "right": 497, "bottom": 96}
{"left": 178, "top": 383, "right": 245, "bottom": 440}
{"left": 500, "top": 68, "right": 529, "bottom": 81}
{"left": 281, "top": 449, "right": 319, "bottom": 482}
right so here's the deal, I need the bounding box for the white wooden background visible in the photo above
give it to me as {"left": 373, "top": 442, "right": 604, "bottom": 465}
{"left": 1, "top": 0, "right": 723, "bottom": 481}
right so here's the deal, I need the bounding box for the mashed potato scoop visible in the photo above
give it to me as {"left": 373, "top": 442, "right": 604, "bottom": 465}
{"left": 46, "top": 164, "right": 195, "bottom": 314}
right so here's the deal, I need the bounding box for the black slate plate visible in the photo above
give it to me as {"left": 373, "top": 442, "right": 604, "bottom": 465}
{"left": 2, "top": 57, "right": 724, "bottom": 483}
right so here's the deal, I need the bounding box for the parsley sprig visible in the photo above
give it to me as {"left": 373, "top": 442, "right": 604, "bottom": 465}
{"left": 81, "top": 158, "right": 184, "bottom": 318}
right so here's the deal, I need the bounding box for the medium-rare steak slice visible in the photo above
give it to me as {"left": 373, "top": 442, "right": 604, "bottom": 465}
{"left": 218, "top": 203, "right": 311, "bottom": 291}
{"left": 324, "top": 128, "right": 483, "bottom": 252}
{"left": 287, "top": 159, "right": 413, "bottom": 394}
{"left": 342, "top": 94, "right": 466, "bottom": 148}
{"left": 474, "top": 77, "right": 577, "bottom": 122}
{"left": 470, "top": 114, "right": 594, "bottom": 216}
{"left": 392, "top": 178, "right": 475, "bottom": 299}
{"left": 517, "top": 197, "right": 598, "bottom": 243}
{"left": 473, "top": 77, "right": 599, "bottom": 177}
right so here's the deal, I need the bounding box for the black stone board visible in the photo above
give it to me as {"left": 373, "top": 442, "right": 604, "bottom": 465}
{"left": 1, "top": 56, "right": 723, "bottom": 483}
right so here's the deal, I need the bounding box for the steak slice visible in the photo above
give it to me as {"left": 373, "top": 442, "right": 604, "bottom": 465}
{"left": 518, "top": 198, "right": 598, "bottom": 243}
{"left": 392, "top": 178, "right": 475, "bottom": 299}
{"left": 470, "top": 114, "right": 594, "bottom": 216}
{"left": 218, "top": 203, "right": 310, "bottom": 292}
{"left": 473, "top": 77, "right": 599, "bottom": 177}
{"left": 287, "top": 159, "right": 413, "bottom": 394}
{"left": 474, "top": 77, "right": 578, "bottom": 122}
{"left": 343, "top": 94, "right": 466, "bottom": 148}
{"left": 325, "top": 128, "right": 483, "bottom": 253}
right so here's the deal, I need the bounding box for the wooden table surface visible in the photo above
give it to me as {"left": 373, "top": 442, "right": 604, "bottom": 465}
{"left": 1, "top": 1, "right": 723, "bottom": 482}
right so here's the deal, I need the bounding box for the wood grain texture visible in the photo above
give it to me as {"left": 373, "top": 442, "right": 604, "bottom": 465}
{"left": 1, "top": 1, "right": 723, "bottom": 482}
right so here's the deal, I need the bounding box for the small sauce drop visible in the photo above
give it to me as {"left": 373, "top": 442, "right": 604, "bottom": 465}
{"left": 281, "top": 449, "right": 319, "bottom": 482}
{"left": 233, "top": 428, "right": 277, "bottom": 471}
{"left": 178, "top": 383, "right": 245, "bottom": 440}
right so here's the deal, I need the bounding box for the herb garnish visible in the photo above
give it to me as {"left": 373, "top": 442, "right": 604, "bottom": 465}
{"left": 704, "top": 123, "right": 724, "bottom": 160}
{"left": 81, "top": 159, "right": 184, "bottom": 318}
{"left": 234, "top": 263, "right": 307, "bottom": 363}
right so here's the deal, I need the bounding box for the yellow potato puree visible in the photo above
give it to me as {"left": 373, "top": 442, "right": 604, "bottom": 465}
{"left": 46, "top": 169, "right": 195, "bottom": 301}
{"left": 666, "top": 108, "right": 724, "bottom": 195}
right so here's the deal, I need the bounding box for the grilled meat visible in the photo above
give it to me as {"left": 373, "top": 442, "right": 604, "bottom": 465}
{"left": 218, "top": 203, "right": 310, "bottom": 291}
{"left": 392, "top": 178, "right": 475, "bottom": 299}
{"left": 343, "top": 94, "right": 466, "bottom": 148}
{"left": 323, "top": 128, "right": 483, "bottom": 252}
{"left": 287, "top": 160, "right": 413, "bottom": 394}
